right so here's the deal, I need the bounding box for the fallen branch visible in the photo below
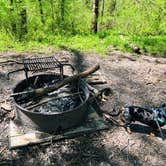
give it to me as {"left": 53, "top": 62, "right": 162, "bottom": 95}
{"left": 0, "top": 60, "right": 22, "bottom": 65}
{"left": 155, "top": 118, "right": 165, "bottom": 140}
{"left": 11, "top": 64, "right": 100, "bottom": 98}
{"left": 88, "top": 80, "right": 107, "bottom": 85}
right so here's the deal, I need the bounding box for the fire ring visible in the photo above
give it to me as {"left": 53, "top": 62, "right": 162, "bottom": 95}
{"left": 13, "top": 74, "right": 90, "bottom": 133}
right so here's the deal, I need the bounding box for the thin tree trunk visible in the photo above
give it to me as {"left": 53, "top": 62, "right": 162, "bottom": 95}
{"left": 58, "top": 0, "right": 65, "bottom": 33}
{"left": 50, "top": 0, "right": 55, "bottom": 32}
{"left": 10, "top": 0, "right": 16, "bottom": 33}
{"left": 20, "top": 8, "right": 27, "bottom": 40}
{"left": 38, "top": 0, "right": 44, "bottom": 24}
{"left": 91, "top": 0, "right": 99, "bottom": 33}
{"left": 100, "top": 0, "right": 105, "bottom": 25}
{"left": 18, "top": 0, "right": 27, "bottom": 40}
{"left": 109, "top": 0, "right": 116, "bottom": 15}
{"left": 101, "top": 0, "right": 105, "bottom": 17}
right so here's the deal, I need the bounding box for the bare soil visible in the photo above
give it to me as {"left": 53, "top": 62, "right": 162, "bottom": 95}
{"left": 0, "top": 50, "right": 166, "bottom": 166}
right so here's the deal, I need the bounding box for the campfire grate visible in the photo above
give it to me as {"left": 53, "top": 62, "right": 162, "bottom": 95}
{"left": 23, "top": 57, "right": 61, "bottom": 73}
{"left": 8, "top": 56, "right": 75, "bottom": 81}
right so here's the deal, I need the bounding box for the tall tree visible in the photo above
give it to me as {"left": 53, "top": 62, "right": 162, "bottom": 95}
{"left": 91, "top": 0, "right": 99, "bottom": 33}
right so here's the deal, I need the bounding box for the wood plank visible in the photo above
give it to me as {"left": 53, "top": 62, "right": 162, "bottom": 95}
{"left": 9, "top": 106, "right": 108, "bottom": 149}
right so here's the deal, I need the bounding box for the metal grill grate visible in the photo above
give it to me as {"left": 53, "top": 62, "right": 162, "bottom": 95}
{"left": 22, "top": 57, "right": 61, "bottom": 73}
{"left": 7, "top": 56, "right": 75, "bottom": 81}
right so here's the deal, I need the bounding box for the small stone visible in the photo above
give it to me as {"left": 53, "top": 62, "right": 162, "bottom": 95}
{"left": 8, "top": 111, "right": 15, "bottom": 120}
{"left": 1, "top": 102, "right": 12, "bottom": 111}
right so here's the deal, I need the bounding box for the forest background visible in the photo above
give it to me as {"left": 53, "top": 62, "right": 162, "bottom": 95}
{"left": 0, "top": 0, "right": 165, "bottom": 56}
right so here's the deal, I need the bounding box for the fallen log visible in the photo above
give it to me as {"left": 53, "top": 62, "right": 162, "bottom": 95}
{"left": 11, "top": 64, "right": 100, "bottom": 98}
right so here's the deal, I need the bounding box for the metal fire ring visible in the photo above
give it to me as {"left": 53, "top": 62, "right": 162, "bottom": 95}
{"left": 13, "top": 74, "right": 90, "bottom": 133}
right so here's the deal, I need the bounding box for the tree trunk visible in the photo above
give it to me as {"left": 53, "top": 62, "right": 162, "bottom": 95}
{"left": 18, "top": 0, "right": 27, "bottom": 40}
{"left": 101, "top": 0, "right": 105, "bottom": 17}
{"left": 109, "top": 0, "right": 116, "bottom": 15}
{"left": 20, "top": 8, "right": 27, "bottom": 40}
{"left": 91, "top": 0, "right": 99, "bottom": 33}
{"left": 10, "top": 0, "right": 16, "bottom": 33}
{"left": 38, "top": 0, "right": 44, "bottom": 24}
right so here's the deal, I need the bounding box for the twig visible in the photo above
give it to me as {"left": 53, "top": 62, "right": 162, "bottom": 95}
{"left": 155, "top": 118, "right": 165, "bottom": 140}
{"left": 33, "top": 76, "right": 39, "bottom": 87}
{"left": 103, "top": 112, "right": 124, "bottom": 127}
{"left": 0, "top": 125, "right": 8, "bottom": 135}
{"left": 88, "top": 80, "right": 107, "bottom": 85}
{"left": 121, "top": 139, "right": 135, "bottom": 152}
{"left": 0, "top": 60, "right": 22, "bottom": 65}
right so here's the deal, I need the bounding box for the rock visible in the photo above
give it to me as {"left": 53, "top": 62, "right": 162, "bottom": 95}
{"left": 0, "top": 102, "right": 12, "bottom": 111}
{"left": 8, "top": 111, "right": 15, "bottom": 120}
{"left": 129, "top": 43, "right": 142, "bottom": 54}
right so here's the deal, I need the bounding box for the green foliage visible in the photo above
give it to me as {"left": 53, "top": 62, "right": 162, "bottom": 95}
{"left": 100, "top": 0, "right": 166, "bottom": 35}
{"left": 0, "top": 0, "right": 165, "bottom": 56}
{"left": 131, "top": 35, "right": 166, "bottom": 56}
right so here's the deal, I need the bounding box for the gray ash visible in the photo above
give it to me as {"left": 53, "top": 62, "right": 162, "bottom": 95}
{"left": 14, "top": 74, "right": 86, "bottom": 114}
{"left": 24, "top": 85, "right": 84, "bottom": 114}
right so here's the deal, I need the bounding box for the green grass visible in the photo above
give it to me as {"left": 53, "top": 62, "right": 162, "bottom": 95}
{"left": 0, "top": 30, "right": 165, "bottom": 56}
{"left": 130, "top": 35, "right": 166, "bottom": 56}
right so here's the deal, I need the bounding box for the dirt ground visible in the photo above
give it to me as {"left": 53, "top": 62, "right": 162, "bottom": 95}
{"left": 0, "top": 50, "right": 166, "bottom": 166}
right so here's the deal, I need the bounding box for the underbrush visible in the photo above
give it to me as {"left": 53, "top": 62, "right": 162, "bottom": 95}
{"left": 130, "top": 35, "right": 166, "bottom": 56}
{"left": 0, "top": 30, "right": 165, "bottom": 57}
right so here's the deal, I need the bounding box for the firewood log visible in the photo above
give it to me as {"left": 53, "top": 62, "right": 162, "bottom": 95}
{"left": 11, "top": 64, "right": 100, "bottom": 98}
